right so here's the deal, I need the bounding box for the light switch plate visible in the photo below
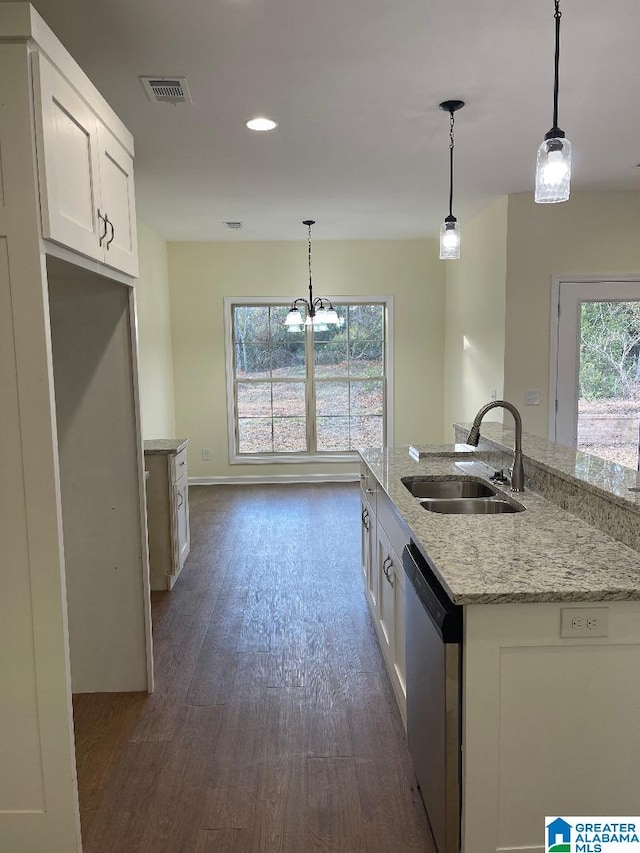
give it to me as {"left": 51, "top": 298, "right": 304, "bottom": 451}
{"left": 560, "top": 607, "right": 609, "bottom": 638}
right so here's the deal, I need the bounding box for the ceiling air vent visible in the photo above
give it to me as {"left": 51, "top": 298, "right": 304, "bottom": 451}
{"left": 224, "top": 221, "right": 244, "bottom": 230}
{"left": 140, "top": 76, "right": 192, "bottom": 104}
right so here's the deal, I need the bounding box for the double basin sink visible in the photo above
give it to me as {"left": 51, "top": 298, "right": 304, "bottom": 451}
{"left": 401, "top": 476, "right": 525, "bottom": 514}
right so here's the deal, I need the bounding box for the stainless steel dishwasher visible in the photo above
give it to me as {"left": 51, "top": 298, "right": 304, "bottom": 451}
{"left": 402, "top": 541, "right": 463, "bottom": 853}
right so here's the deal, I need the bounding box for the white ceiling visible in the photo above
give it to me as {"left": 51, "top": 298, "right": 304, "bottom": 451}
{"left": 26, "top": 0, "right": 640, "bottom": 241}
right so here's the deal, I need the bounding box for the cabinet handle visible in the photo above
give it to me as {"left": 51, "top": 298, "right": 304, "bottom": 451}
{"left": 177, "top": 491, "right": 184, "bottom": 508}
{"left": 362, "top": 509, "right": 370, "bottom": 530}
{"left": 383, "top": 556, "right": 394, "bottom": 587}
{"left": 365, "top": 488, "right": 374, "bottom": 494}
{"left": 105, "top": 215, "right": 115, "bottom": 249}
{"left": 97, "top": 209, "right": 107, "bottom": 246}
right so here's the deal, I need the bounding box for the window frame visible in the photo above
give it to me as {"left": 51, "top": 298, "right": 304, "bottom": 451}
{"left": 223, "top": 295, "right": 394, "bottom": 464}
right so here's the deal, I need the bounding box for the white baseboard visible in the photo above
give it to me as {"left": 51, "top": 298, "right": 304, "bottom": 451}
{"left": 189, "top": 472, "right": 359, "bottom": 486}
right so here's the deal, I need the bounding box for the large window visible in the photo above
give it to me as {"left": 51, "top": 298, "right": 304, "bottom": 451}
{"left": 225, "top": 298, "right": 391, "bottom": 461}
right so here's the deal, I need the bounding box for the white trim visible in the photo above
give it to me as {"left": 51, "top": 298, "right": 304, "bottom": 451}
{"left": 223, "top": 295, "right": 393, "bottom": 462}
{"left": 548, "top": 276, "right": 561, "bottom": 442}
{"left": 229, "top": 451, "right": 361, "bottom": 465}
{"left": 548, "top": 274, "right": 640, "bottom": 444}
{"left": 189, "top": 472, "right": 359, "bottom": 486}
{"left": 44, "top": 240, "right": 135, "bottom": 286}
{"left": 127, "top": 287, "right": 154, "bottom": 693}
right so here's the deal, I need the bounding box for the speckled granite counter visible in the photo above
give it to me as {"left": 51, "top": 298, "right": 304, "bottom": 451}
{"left": 144, "top": 438, "right": 188, "bottom": 455}
{"left": 359, "top": 444, "right": 640, "bottom": 605}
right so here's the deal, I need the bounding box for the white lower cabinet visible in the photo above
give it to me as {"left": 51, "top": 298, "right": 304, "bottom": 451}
{"left": 360, "top": 463, "right": 408, "bottom": 725}
{"left": 145, "top": 444, "right": 191, "bottom": 590}
{"left": 174, "top": 471, "right": 190, "bottom": 572}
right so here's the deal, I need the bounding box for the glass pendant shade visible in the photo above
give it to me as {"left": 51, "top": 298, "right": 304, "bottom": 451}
{"left": 535, "top": 136, "right": 571, "bottom": 203}
{"left": 314, "top": 306, "right": 330, "bottom": 324}
{"left": 323, "top": 308, "right": 339, "bottom": 324}
{"left": 439, "top": 218, "right": 461, "bottom": 260}
{"left": 285, "top": 308, "right": 304, "bottom": 326}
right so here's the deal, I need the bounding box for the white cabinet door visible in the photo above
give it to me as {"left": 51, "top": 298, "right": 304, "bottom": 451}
{"left": 175, "top": 473, "right": 190, "bottom": 571}
{"left": 97, "top": 122, "right": 138, "bottom": 276}
{"left": 377, "top": 528, "right": 395, "bottom": 658}
{"left": 393, "top": 558, "right": 407, "bottom": 704}
{"left": 33, "top": 52, "right": 103, "bottom": 262}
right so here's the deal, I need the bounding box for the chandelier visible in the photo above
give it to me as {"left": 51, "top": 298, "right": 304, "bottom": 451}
{"left": 284, "top": 220, "right": 339, "bottom": 330}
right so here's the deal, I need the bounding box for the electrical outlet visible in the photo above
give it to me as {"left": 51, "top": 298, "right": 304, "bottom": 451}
{"left": 489, "top": 388, "right": 497, "bottom": 402}
{"left": 201, "top": 448, "right": 211, "bottom": 461}
{"left": 524, "top": 389, "right": 541, "bottom": 405}
{"left": 560, "top": 607, "right": 609, "bottom": 638}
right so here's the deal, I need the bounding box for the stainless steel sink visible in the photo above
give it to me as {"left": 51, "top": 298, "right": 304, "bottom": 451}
{"left": 420, "top": 497, "right": 525, "bottom": 514}
{"left": 402, "top": 476, "right": 498, "bottom": 499}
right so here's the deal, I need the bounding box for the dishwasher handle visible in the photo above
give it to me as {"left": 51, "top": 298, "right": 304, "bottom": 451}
{"left": 403, "top": 542, "right": 462, "bottom": 644}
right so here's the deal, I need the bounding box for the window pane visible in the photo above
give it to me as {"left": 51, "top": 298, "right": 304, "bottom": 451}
{"left": 273, "top": 339, "right": 306, "bottom": 378}
{"left": 316, "top": 381, "right": 349, "bottom": 416}
{"left": 350, "top": 380, "right": 384, "bottom": 416}
{"left": 234, "top": 306, "right": 270, "bottom": 343}
{"left": 238, "top": 417, "right": 272, "bottom": 453}
{"left": 350, "top": 416, "right": 384, "bottom": 449}
{"left": 237, "top": 382, "right": 272, "bottom": 417}
{"left": 272, "top": 382, "right": 305, "bottom": 416}
{"left": 347, "top": 304, "right": 384, "bottom": 377}
{"left": 314, "top": 339, "right": 348, "bottom": 377}
{"left": 273, "top": 417, "right": 306, "bottom": 452}
{"left": 235, "top": 344, "right": 272, "bottom": 378}
{"left": 317, "top": 416, "right": 349, "bottom": 451}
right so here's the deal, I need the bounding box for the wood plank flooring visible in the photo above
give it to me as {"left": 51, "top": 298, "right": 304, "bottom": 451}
{"left": 73, "top": 483, "right": 435, "bottom": 853}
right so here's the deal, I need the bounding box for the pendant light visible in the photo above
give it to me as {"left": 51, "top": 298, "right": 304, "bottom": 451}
{"left": 535, "top": 0, "right": 571, "bottom": 203}
{"left": 284, "top": 220, "right": 339, "bottom": 330}
{"left": 439, "top": 100, "right": 464, "bottom": 260}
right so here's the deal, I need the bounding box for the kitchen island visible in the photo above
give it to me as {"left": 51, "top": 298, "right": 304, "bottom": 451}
{"left": 359, "top": 431, "right": 640, "bottom": 853}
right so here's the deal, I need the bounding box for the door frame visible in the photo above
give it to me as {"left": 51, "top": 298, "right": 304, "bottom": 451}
{"left": 548, "top": 274, "right": 640, "bottom": 444}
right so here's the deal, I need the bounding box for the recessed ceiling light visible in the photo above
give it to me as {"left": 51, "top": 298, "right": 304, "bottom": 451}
{"left": 246, "top": 117, "right": 278, "bottom": 132}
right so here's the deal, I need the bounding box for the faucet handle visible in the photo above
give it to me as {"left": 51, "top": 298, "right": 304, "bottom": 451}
{"left": 489, "top": 468, "right": 509, "bottom": 484}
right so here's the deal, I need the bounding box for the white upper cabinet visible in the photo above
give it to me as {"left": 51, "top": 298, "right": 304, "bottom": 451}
{"left": 33, "top": 52, "right": 138, "bottom": 276}
{"left": 97, "top": 122, "right": 138, "bottom": 276}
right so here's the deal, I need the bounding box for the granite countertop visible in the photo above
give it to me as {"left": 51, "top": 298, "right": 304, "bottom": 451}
{"left": 359, "top": 445, "right": 640, "bottom": 606}
{"left": 144, "top": 438, "right": 189, "bottom": 455}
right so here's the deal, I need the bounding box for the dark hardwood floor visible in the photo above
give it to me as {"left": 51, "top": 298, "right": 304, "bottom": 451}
{"left": 73, "top": 483, "right": 435, "bottom": 852}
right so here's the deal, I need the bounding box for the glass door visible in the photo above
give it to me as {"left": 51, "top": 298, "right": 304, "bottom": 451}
{"left": 553, "top": 280, "right": 640, "bottom": 469}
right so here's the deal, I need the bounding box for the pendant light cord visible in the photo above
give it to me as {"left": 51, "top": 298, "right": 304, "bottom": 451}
{"left": 448, "top": 110, "right": 455, "bottom": 218}
{"left": 552, "top": 0, "right": 561, "bottom": 132}
{"left": 307, "top": 221, "right": 313, "bottom": 306}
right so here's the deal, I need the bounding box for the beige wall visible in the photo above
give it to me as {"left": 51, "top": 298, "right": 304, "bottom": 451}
{"left": 168, "top": 239, "right": 445, "bottom": 479}
{"left": 135, "top": 220, "right": 176, "bottom": 439}
{"left": 504, "top": 192, "right": 640, "bottom": 437}
{"left": 443, "top": 197, "right": 508, "bottom": 438}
